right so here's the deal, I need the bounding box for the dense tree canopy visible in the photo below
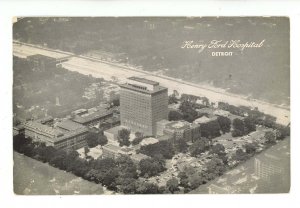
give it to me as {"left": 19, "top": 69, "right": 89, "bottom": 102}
{"left": 174, "top": 139, "right": 188, "bottom": 153}
{"left": 166, "top": 178, "right": 179, "bottom": 193}
{"left": 86, "top": 132, "right": 99, "bottom": 148}
{"left": 217, "top": 116, "right": 231, "bottom": 134}
{"left": 200, "top": 120, "right": 221, "bottom": 139}
{"left": 168, "top": 110, "right": 183, "bottom": 121}
{"left": 265, "top": 131, "right": 276, "bottom": 144}
{"left": 179, "top": 100, "right": 199, "bottom": 123}
{"left": 189, "top": 138, "right": 210, "bottom": 157}
{"left": 243, "top": 117, "right": 256, "bottom": 134}
{"left": 138, "top": 157, "right": 166, "bottom": 177}
{"left": 139, "top": 140, "right": 175, "bottom": 159}
{"left": 244, "top": 143, "right": 258, "bottom": 154}
{"left": 131, "top": 132, "right": 144, "bottom": 145}
{"left": 117, "top": 128, "right": 131, "bottom": 147}
{"left": 232, "top": 118, "right": 245, "bottom": 137}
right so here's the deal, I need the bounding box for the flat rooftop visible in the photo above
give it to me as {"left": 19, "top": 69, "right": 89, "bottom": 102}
{"left": 128, "top": 76, "right": 159, "bottom": 86}
{"left": 120, "top": 83, "right": 167, "bottom": 95}
{"left": 165, "top": 120, "right": 191, "bottom": 130}
{"left": 36, "top": 116, "right": 54, "bottom": 124}
{"left": 24, "top": 121, "right": 63, "bottom": 137}
{"left": 72, "top": 109, "right": 113, "bottom": 124}
{"left": 56, "top": 119, "right": 86, "bottom": 132}
{"left": 24, "top": 120, "right": 88, "bottom": 143}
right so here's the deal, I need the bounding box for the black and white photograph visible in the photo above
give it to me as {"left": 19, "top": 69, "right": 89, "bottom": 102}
{"left": 12, "top": 16, "right": 291, "bottom": 195}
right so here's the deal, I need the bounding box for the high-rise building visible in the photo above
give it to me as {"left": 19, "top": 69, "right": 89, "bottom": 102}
{"left": 120, "top": 77, "right": 168, "bottom": 136}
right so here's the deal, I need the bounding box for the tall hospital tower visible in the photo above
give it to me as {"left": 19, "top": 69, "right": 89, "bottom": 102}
{"left": 120, "top": 77, "right": 168, "bottom": 136}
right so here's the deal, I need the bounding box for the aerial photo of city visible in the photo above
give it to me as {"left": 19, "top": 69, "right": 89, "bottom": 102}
{"left": 13, "top": 17, "right": 290, "bottom": 195}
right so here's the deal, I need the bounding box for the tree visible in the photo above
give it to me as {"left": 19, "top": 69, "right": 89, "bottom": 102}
{"left": 139, "top": 140, "right": 175, "bottom": 159}
{"left": 111, "top": 98, "right": 120, "bottom": 107}
{"left": 232, "top": 118, "right": 245, "bottom": 137}
{"left": 189, "top": 173, "right": 205, "bottom": 189}
{"left": 132, "top": 132, "right": 144, "bottom": 145}
{"left": 200, "top": 120, "right": 221, "bottom": 139}
{"left": 244, "top": 117, "right": 256, "bottom": 134}
{"left": 179, "top": 100, "right": 198, "bottom": 122}
{"left": 135, "top": 182, "right": 161, "bottom": 194}
{"left": 244, "top": 143, "right": 257, "bottom": 154}
{"left": 206, "top": 157, "right": 226, "bottom": 177}
{"left": 84, "top": 146, "right": 90, "bottom": 157}
{"left": 274, "top": 124, "right": 290, "bottom": 140}
{"left": 117, "top": 128, "right": 131, "bottom": 147}
{"left": 49, "top": 150, "right": 68, "bottom": 170}
{"left": 168, "top": 95, "right": 178, "bottom": 104}
{"left": 265, "top": 131, "right": 276, "bottom": 144}
{"left": 233, "top": 148, "right": 249, "bottom": 162}
{"left": 93, "top": 157, "right": 116, "bottom": 171}
{"left": 189, "top": 138, "right": 210, "bottom": 157}
{"left": 86, "top": 132, "right": 99, "bottom": 148}
{"left": 98, "top": 134, "right": 108, "bottom": 147}
{"left": 116, "top": 156, "right": 138, "bottom": 179}
{"left": 102, "top": 168, "right": 119, "bottom": 190}
{"left": 217, "top": 116, "right": 231, "bottom": 134}
{"left": 211, "top": 144, "right": 228, "bottom": 165}
{"left": 117, "top": 177, "right": 137, "bottom": 194}
{"left": 138, "top": 158, "right": 166, "bottom": 177}
{"left": 168, "top": 110, "right": 183, "bottom": 121}
{"left": 211, "top": 143, "right": 225, "bottom": 153}
{"left": 37, "top": 146, "right": 56, "bottom": 163}
{"left": 175, "top": 139, "right": 188, "bottom": 153}
{"left": 178, "top": 172, "right": 190, "bottom": 188}
{"left": 166, "top": 178, "right": 179, "bottom": 193}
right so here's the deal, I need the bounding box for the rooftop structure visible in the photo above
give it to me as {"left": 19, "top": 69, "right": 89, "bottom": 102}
{"left": 163, "top": 120, "right": 201, "bottom": 142}
{"left": 165, "top": 120, "right": 191, "bottom": 131}
{"left": 72, "top": 109, "right": 113, "bottom": 126}
{"left": 102, "top": 143, "right": 134, "bottom": 159}
{"left": 24, "top": 121, "right": 63, "bottom": 138}
{"left": 193, "top": 115, "right": 218, "bottom": 125}
{"left": 23, "top": 120, "right": 89, "bottom": 150}
{"left": 56, "top": 119, "right": 86, "bottom": 132}
{"left": 72, "top": 108, "right": 88, "bottom": 116}
{"left": 36, "top": 116, "right": 54, "bottom": 125}
{"left": 99, "top": 116, "right": 121, "bottom": 130}
{"left": 128, "top": 76, "right": 159, "bottom": 86}
{"left": 140, "top": 137, "right": 159, "bottom": 146}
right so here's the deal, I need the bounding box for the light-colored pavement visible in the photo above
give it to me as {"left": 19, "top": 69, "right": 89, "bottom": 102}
{"left": 13, "top": 42, "right": 290, "bottom": 125}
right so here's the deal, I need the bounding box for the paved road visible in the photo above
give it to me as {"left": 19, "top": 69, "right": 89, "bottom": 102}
{"left": 13, "top": 42, "right": 290, "bottom": 125}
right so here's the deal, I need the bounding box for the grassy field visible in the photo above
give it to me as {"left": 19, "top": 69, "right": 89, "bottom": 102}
{"left": 13, "top": 152, "right": 105, "bottom": 195}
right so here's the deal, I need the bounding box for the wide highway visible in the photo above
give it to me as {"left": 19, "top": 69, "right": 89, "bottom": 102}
{"left": 13, "top": 41, "right": 290, "bottom": 125}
